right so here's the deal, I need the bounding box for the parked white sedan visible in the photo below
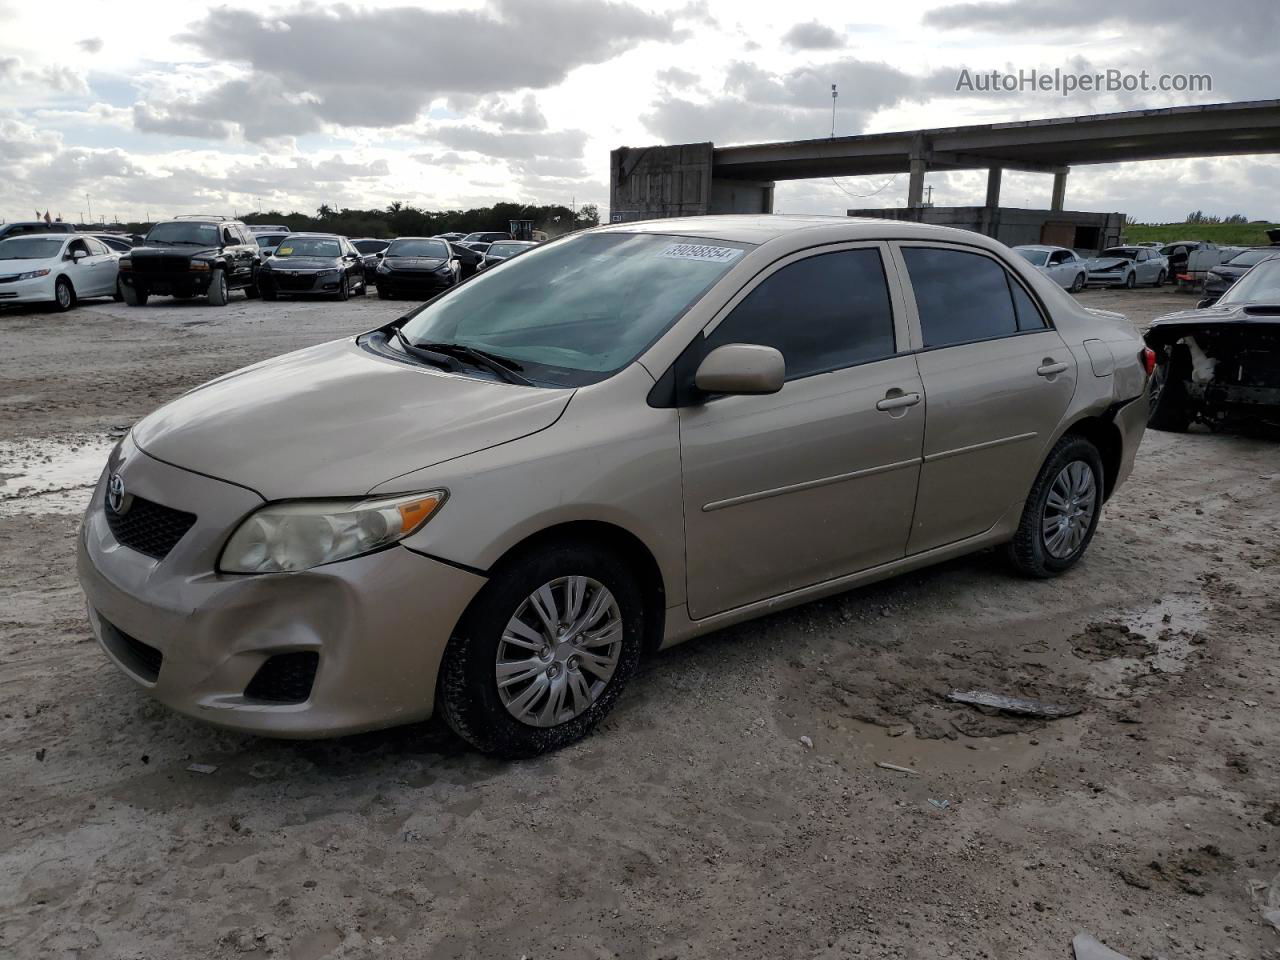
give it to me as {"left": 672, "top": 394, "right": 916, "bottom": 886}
{"left": 0, "top": 234, "right": 121, "bottom": 311}
{"left": 1012, "top": 245, "right": 1088, "bottom": 292}
{"left": 1085, "top": 246, "right": 1169, "bottom": 289}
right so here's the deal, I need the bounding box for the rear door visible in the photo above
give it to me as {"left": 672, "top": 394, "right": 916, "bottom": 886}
{"left": 679, "top": 243, "right": 925, "bottom": 619}
{"left": 893, "top": 243, "right": 1077, "bottom": 555}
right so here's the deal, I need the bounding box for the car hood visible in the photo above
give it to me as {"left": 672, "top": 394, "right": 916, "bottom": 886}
{"left": 1210, "top": 264, "right": 1251, "bottom": 276}
{"left": 383, "top": 256, "right": 446, "bottom": 270}
{"left": 1085, "top": 257, "right": 1132, "bottom": 270}
{"left": 267, "top": 257, "right": 340, "bottom": 270}
{"left": 131, "top": 338, "right": 573, "bottom": 500}
{"left": 130, "top": 244, "right": 218, "bottom": 258}
{"left": 1146, "top": 302, "right": 1280, "bottom": 342}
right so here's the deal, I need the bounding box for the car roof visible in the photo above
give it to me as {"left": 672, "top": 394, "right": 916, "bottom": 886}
{"left": 595, "top": 214, "right": 1012, "bottom": 247}
{"left": 1013, "top": 244, "right": 1060, "bottom": 252}
{"left": 281, "top": 232, "right": 342, "bottom": 239}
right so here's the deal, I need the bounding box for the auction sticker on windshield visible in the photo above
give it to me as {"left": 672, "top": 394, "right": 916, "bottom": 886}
{"left": 660, "top": 243, "right": 743, "bottom": 264}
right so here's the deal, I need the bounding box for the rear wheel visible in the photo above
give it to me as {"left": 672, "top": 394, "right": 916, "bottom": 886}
{"left": 1148, "top": 343, "right": 1193, "bottom": 432}
{"left": 438, "top": 542, "right": 644, "bottom": 758}
{"left": 53, "top": 276, "right": 75, "bottom": 312}
{"left": 1006, "top": 435, "right": 1104, "bottom": 578}
{"left": 207, "top": 269, "right": 228, "bottom": 306}
{"left": 121, "top": 283, "right": 147, "bottom": 306}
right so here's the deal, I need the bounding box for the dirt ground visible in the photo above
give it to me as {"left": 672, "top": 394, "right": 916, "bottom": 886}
{"left": 1, "top": 284, "right": 1277, "bottom": 960}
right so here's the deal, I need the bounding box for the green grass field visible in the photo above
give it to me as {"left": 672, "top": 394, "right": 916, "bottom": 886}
{"left": 1124, "top": 223, "right": 1280, "bottom": 247}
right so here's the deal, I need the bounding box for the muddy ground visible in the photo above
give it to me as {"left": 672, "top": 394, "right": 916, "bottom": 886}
{"left": 1, "top": 285, "right": 1277, "bottom": 960}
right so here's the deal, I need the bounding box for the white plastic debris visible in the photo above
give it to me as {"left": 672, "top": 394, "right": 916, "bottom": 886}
{"left": 1072, "top": 933, "right": 1132, "bottom": 960}
{"left": 186, "top": 763, "right": 218, "bottom": 775}
{"left": 799, "top": 736, "right": 813, "bottom": 749}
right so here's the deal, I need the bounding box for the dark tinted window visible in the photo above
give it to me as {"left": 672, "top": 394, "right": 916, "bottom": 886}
{"left": 903, "top": 247, "right": 1019, "bottom": 348}
{"left": 706, "top": 248, "right": 896, "bottom": 380}
{"left": 1009, "top": 277, "right": 1046, "bottom": 331}
{"left": 353, "top": 239, "right": 388, "bottom": 254}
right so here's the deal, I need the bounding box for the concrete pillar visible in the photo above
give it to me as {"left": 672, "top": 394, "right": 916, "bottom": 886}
{"left": 907, "top": 135, "right": 927, "bottom": 208}
{"left": 1051, "top": 169, "right": 1068, "bottom": 211}
{"left": 985, "top": 166, "right": 1002, "bottom": 209}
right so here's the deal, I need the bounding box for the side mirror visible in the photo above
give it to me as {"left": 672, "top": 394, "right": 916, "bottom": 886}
{"left": 694, "top": 343, "right": 785, "bottom": 397}
{"left": 451, "top": 257, "right": 460, "bottom": 265}
{"left": 1196, "top": 297, "right": 1214, "bottom": 309}
{"left": 375, "top": 252, "right": 384, "bottom": 259}
{"left": 71, "top": 250, "right": 88, "bottom": 262}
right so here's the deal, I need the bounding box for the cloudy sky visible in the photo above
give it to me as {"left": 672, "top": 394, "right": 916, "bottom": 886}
{"left": 1, "top": 0, "right": 1276, "bottom": 225}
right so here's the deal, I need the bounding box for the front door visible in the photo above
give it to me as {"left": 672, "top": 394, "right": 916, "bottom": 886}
{"left": 895, "top": 243, "right": 1078, "bottom": 554}
{"left": 678, "top": 244, "right": 925, "bottom": 620}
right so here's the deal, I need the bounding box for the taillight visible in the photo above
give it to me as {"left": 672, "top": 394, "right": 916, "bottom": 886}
{"left": 1140, "top": 347, "right": 1157, "bottom": 377}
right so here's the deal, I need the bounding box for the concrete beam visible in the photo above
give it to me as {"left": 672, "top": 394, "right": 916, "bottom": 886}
{"left": 930, "top": 151, "right": 1065, "bottom": 175}
{"left": 1051, "top": 169, "right": 1069, "bottom": 211}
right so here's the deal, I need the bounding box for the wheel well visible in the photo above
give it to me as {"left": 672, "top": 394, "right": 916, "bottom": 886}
{"left": 1064, "top": 417, "right": 1123, "bottom": 499}
{"left": 487, "top": 521, "right": 667, "bottom": 656}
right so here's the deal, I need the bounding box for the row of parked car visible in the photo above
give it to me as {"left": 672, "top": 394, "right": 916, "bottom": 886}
{"left": 0, "top": 216, "right": 540, "bottom": 311}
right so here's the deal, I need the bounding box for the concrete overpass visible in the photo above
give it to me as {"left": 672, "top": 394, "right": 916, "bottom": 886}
{"left": 610, "top": 99, "right": 1280, "bottom": 220}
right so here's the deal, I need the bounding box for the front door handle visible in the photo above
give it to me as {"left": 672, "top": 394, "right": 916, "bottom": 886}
{"left": 1037, "top": 360, "right": 1069, "bottom": 377}
{"left": 876, "top": 391, "right": 922, "bottom": 412}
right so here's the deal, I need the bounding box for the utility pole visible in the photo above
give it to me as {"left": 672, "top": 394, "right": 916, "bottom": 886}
{"left": 85, "top": 193, "right": 92, "bottom": 226}
{"left": 831, "top": 84, "right": 838, "bottom": 138}
{"left": 925, "top": 184, "right": 933, "bottom": 206}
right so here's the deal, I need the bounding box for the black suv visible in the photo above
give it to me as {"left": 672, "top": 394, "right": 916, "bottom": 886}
{"left": 119, "top": 216, "right": 260, "bottom": 306}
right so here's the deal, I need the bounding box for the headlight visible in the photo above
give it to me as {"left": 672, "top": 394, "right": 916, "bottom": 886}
{"left": 1206, "top": 271, "right": 1224, "bottom": 281}
{"left": 17, "top": 268, "right": 51, "bottom": 280}
{"left": 189, "top": 261, "right": 211, "bottom": 272}
{"left": 376, "top": 261, "right": 390, "bottom": 273}
{"left": 219, "top": 490, "right": 447, "bottom": 574}
{"left": 118, "top": 259, "right": 132, "bottom": 271}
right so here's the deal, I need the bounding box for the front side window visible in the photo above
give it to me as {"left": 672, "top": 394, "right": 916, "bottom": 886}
{"left": 705, "top": 248, "right": 897, "bottom": 381}
{"left": 399, "top": 232, "right": 751, "bottom": 387}
{"left": 274, "top": 237, "right": 341, "bottom": 258}
{"left": 904, "top": 247, "right": 1024, "bottom": 348}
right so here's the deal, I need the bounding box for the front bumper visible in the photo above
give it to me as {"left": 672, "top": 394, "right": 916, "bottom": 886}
{"left": 260, "top": 270, "right": 345, "bottom": 296}
{"left": 1086, "top": 271, "right": 1129, "bottom": 286}
{"left": 76, "top": 437, "right": 487, "bottom": 738}
{"left": 122, "top": 272, "right": 211, "bottom": 296}
{"left": 0, "top": 272, "right": 59, "bottom": 303}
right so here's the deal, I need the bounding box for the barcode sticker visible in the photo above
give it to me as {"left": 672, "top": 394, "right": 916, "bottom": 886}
{"left": 660, "top": 243, "right": 743, "bottom": 264}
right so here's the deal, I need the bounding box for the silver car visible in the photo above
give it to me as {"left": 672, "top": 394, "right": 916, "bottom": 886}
{"left": 77, "top": 216, "right": 1152, "bottom": 757}
{"left": 1086, "top": 246, "right": 1169, "bottom": 288}
{"left": 1013, "top": 244, "right": 1088, "bottom": 292}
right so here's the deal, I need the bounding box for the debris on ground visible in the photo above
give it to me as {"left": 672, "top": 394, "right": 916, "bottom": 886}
{"left": 1072, "top": 932, "right": 1132, "bottom": 960}
{"left": 186, "top": 763, "right": 218, "bottom": 775}
{"left": 927, "top": 798, "right": 950, "bottom": 810}
{"left": 947, "top": 689, "right": 1082, "bottom": 718}
{"left": 875, "top": 762, "right": 917, "bottom": 775}
{"left": 798, "top": 735, "right": 813, "bottom": 749}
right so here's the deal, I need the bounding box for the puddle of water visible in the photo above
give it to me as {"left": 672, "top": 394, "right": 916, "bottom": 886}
{"left": 0, "top": 437, "right": 115, "bottom": 517}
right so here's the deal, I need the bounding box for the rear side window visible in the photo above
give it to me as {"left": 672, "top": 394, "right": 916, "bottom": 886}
{"left": 706, "top": 248, "right": 896, "bottom": 380}
{"left": 903, "top": 247, "right": 1023, "bottom": 348}
{"left": 1009, "top": 277, "right": 1046, "bottom": 331}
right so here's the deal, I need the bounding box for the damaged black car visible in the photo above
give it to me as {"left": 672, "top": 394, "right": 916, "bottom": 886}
{"left": 1147, "top": 256, "right": 1280, "bottom": 432}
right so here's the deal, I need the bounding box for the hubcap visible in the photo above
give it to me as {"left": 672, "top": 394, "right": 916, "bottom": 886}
{"left": 1042, "top": 461, "right": 1098, "bottom": 559}
{"left": 57, "top": 284, "right": 70, "bottom": 307}
{"left": 495, "top": 576, "right": 622, "bottom": 728}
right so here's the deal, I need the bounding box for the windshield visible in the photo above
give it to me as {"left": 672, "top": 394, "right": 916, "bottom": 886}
{"left": 1015, "top": 249, "right": 1049, "bottom": 267}
{"left": 1226, "top": 249, "right": 1277, "bottom": 267}
{"left": 275, "top": 237, "right": 341, "bottom": 258}
{"left": 1101, "top": 248, "right": 1137, "bottom": 260}
{"left": 386, "top": 239, "right": 449, "bottom": 259}
{"left": 399, "top": 232, "right": 751, "bottom": 387}
{"left": 1218, "top": 258, "right": 1280, "bottom": 305}
{"left": 353, "top": 239, "right": 388, "bottom": 253}
{"left": 256, "top": 235, "right": 287, "bottom": 249}
{"left": 487, "top": 242, "right": 527, "bottom": 258}
{"left": 147, "top": 221, "right": 221, "bottom": 246}
{"left": 0, "top": 236, "right": 65, "bottom": 260}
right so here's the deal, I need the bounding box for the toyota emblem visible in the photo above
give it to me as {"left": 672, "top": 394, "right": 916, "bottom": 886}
{"left": 106, "top": 474, "right": 130, "bottom": 515}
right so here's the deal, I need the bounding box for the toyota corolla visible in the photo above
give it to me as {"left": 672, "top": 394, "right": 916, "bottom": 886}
{"left": 78, "top": 216, "right": 1151, "bottom": 757}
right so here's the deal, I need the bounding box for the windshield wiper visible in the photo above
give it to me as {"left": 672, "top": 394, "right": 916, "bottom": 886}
{"left": 415, "top": 341, "right": 533, "bottom": 385}
{"left": 390, "top": 326, "right": 461, "bottom": 372}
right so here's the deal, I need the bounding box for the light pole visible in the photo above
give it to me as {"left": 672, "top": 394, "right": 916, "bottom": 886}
{"left": 86, "top": 193, "right": 93, "bottom": 226}
{"left": 831, "top": 84, "right": 838, "bottom": 138}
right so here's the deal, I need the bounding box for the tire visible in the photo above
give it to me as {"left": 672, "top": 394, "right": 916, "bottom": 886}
{"left": 244, "top": 282, "right": 260, "bottom": 299}
{"left": 113, "top": 279, "right": 124, "bottom": 303}
{"left": 121, "top": 283, "right": 147, "bottom": 307}
{"left": 1154, "top": 270, "right": 1166, "bottom": 288}
{"left": 1124, "top": 271, "right": 1136, "bottom": 289}
{"left": 207, "top": 269, "right": 228, "bottom": 306}
{"left": 352, "top": 273, "right": 366, "bottom": 297}
{"left": 1070, "top": 273, "right": 1085, "bottom": 293}
{"left": 53, "top": 276, "right": 76, "bottom": 312}
{"left": 1147, "top": 343, "right": 1193, "bottom": 432}
{"left": 336, "top": 274, "right": 351, "bottom": 301}
{"left": 438, "top": 541, "right": 645, "bottom": 758}
{"left": 1006, "top": 434, "right": 1105, "bottom": 579}
{"left": 377, "top": 286, "right": 392, "bottom": 300}
{"left": 261, "top": 287, "right": 277, "bottom": 302}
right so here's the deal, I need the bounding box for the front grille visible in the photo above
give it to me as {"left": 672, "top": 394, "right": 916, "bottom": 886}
{"left": 99, "top": 616, "right": 163, "bottom": 683}
{"left": 132, "top": 256, "right": 191, "bottom": 275}
{"left": 106, "top": 496, "right": 197, "bottom": 561}
{"left": 245, "top": 652, "right": 319, "bottom": 703}
{"left": 273, "top": 272, "right": 321, "bottom": 291}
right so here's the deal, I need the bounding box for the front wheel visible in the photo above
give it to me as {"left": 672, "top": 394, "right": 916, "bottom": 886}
{"left": 377, "top": 286, "right": 392, "bottom": 300}
{"left": 121, "top": 283, "right": 147, "bottom": 306}
{"left": 113, "top": 278, "right": 124, "bottom": 302}
{"left": 53, "top": 276, "right": 76, "bottom": 312}
{"left": 1124, "top": 271, "right": 1136, "bottom": 289}
{"left": 1154, "top": 270, "right": 1166, "bottom": 288}
{"left": 1148, "top": 344, "right": 1193, "bottom": 432}
{"left": 438, "top": 542, "right": 644, "bottom": 758}
{"left": 1070, "top": 273, "right": 1085, "bottom": 293}
{"left": 207, "top": 268, "right": 228, "bottom": 306}
{"left": 1006, "top": 435, "right": 1104, "bottom": 578}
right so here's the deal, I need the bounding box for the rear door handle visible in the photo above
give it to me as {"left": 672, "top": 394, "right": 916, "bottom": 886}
{"left": 1037, "top": 361, "right": 1068, "bottom": 377}
{"left": 876, "top": 392, "right": 922, "bottom": 411}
